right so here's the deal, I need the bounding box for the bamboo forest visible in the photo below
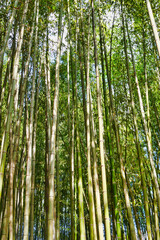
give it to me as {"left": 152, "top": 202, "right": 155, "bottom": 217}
{"left": 0, "top": 0, "right": 160, "bottom": 239}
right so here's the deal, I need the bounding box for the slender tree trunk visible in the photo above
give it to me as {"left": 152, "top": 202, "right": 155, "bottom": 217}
{"left": 45, "top": 110, "right": 49, "bottom": 240}
{"left": 153, "top": 186, "right": 160, "bottom": 240}
{"left": 85, "top": 20, "right": 97, "bottom": 240}
{"left": 145, "top": 0, "right": 160, "bottom": 58}
{"left": 78, "top": 10, "right": 97, "bottom": 240}
{"left": 90, "top": 93, "right": 104, "bottom": 240}
{"left": 23, "top": 2, "right": 39, "bottom": 238}
{"left": 0, "top": 164, "right": 9, "bottom": 235}
{"left": 99, "top": 15, "right": 121, "bottom": 240}
{"left": 19, "top": 145, "right": 26, "bottom": 240}
{"left": 1, "top": 179, "right": 10, "bottom": 240}
{"left": 70, "top": 111, "right": 75, "bottom": 240}
{"left": 44, "top": 21, "right": 52, "bottom": 240}
{"left": 74, "top": 6, "right": 86, "bottom": 237}
{"left": 56, "top": 113, "right": 60, "bottom": 240}
{"left": 77, "top": 36, "right": 87, "bottom": 134}
{"left": 91, "top": 1, "right": 111, "bottom": 239}
{"left": 9, "top": 123, "right": 14, "bottom": 240}
{"left": 48, "top": 1, "right": 63, "bottom": 239}
{"left": 67, "top": 1, "right": 75, "bottom": 238}
{"left": 30, "top": 57, "right": 41, "bottom": 240}
{"left": 74, "top": 168, "right": 77, "bottom": 240}
{"left": 76, "top": 129, "right": 86, "bottom": 240}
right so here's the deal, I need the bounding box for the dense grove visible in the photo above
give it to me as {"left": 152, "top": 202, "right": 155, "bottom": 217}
{"left": 0, "top": 0, "right": 160, "bottom": 239}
